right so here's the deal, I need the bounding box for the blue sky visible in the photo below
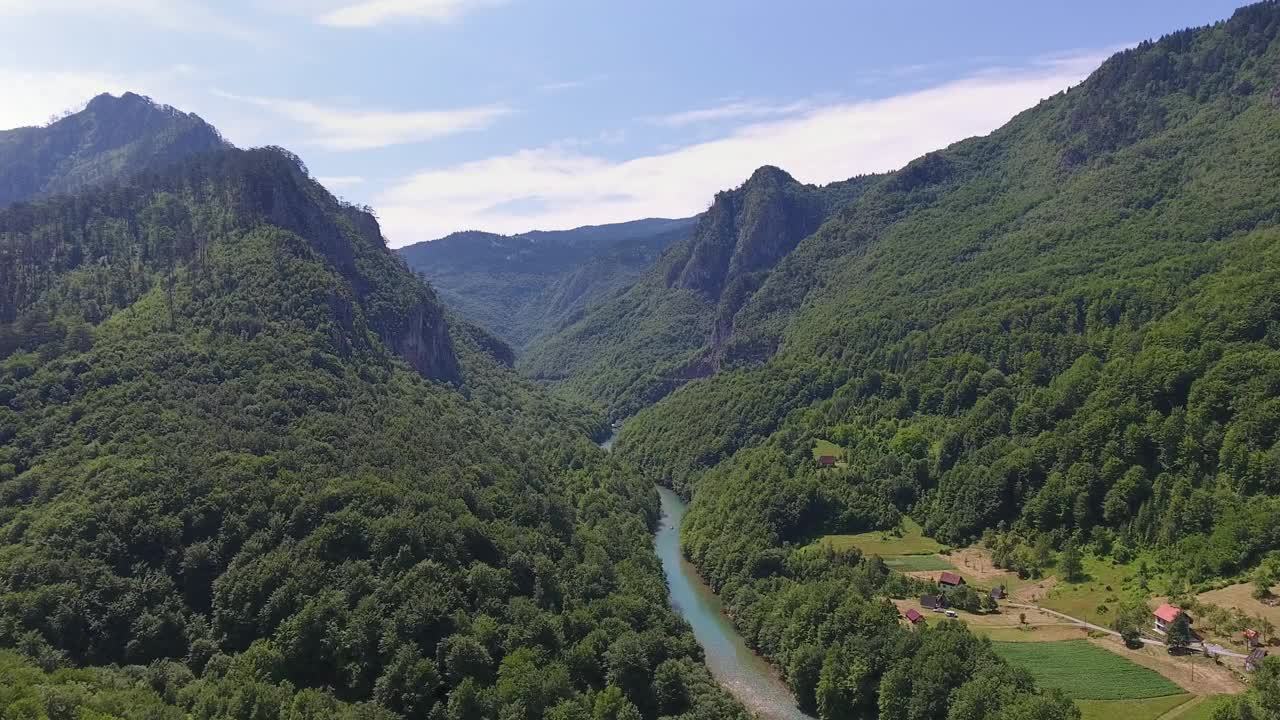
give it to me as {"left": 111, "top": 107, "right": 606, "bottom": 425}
{"left": 0, "top": 0, "right": 1247, "bottom": 245}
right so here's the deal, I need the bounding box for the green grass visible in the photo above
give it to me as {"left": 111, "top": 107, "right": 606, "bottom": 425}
{"left": 1039, "top": 553, "right": 1142, "bottom": 628}
{"left": 811, "top": 438, "right": 845, "bottom": 460}
{"left": 1076, "top": 695, "right": 1193, "bottom": 720}
{"left": 883, "top": 555, "right": 955, "bottom": 571}
{"left": 1177, "top": 696, "right": 1232, "bottom": 720}
{"left": 993, "top": 641, "right": 1183, "bottom": 700}
{"left": 812, "top": 517, "right": 946, "bottom": 556}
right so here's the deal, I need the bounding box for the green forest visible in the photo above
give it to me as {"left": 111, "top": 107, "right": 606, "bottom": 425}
{"left": 0, "top": 140, "right": 744, "bottom": 719}
{"left": 607, "top": 4, "right": 1280, "bottom": 718}
{"left": 623, "top": 1, "right": 1280, "bottom": 569}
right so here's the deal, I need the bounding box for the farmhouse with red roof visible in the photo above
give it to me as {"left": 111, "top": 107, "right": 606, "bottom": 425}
{"left": 1152, "top": 604, "right": 1188, "bottom": 634}
{"left": 938, "top": 571, "right": 965, "bottom": 587}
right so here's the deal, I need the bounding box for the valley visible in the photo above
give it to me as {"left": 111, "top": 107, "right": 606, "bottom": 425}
{"left": 3, "top": 2, "right": 1280, "bottom": 720}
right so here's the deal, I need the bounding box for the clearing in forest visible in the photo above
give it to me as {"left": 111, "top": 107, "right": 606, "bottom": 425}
{"left": 814, "top": 517, "right": 945, "bottom": 557}
{"left": 883, "top": 554, "right": 955, "bottom": 571}
{"left": 1036, "top": 554, "right": 1138, "bottom": 627}
{"left": 992, "top": 640, "right": 1183, "bottom": 700}
{"left": 811, "top": 439, "right": 849, "bottom": 467}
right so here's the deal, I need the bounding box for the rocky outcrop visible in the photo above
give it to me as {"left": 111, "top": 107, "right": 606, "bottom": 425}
{"left": 387, "top": 302, "right": 461, "bottom": 383}
{"left": 669, "top": 166, "right": 835, "bottom": 358}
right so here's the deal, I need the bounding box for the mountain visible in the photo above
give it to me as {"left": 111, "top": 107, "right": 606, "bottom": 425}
{"left": 522, "top": 167, "right": 878, "bottom": 418}
{"left": 0, "top": 92, "right": 228, "bottom": 208}
{"left": 570, "top": 3, "right": 1280, "bottom": 715}
{"left": 399, "top": 217, "right": 696, "bottom": 350}
{"left": 0, "top": 131, "right": 745, "bottom": 716}
{"left": 618, "top": 0, "right": 1280, "bottom": 604}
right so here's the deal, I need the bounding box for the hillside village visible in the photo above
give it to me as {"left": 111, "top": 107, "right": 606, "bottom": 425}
{"left": 814, "top": 504, "right": 1278, "bottom": 717}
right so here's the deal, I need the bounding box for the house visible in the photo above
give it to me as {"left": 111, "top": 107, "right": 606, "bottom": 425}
{"left": 939, "top": 571, "right": 965, "bottom": 587}
{"left": 818, "top": 455, "right": 837, "bottom": 467}
{"left": 1246, "top": 648, "right": 1267, "bottom": 672}
{"left": 1244, "top": 629, "right": 1261, "bottom": 648}
{"left": 990, "top": 586, "right": 1005, "bottom": 600}
{"left": 904, "top": 608, "right": 924, "bottom": 625}
{"left": 1152, "top": 604, "right": 1188, "bottom": 634}
{"left": 921, "top": 594, "right": 947, "bottom": 610}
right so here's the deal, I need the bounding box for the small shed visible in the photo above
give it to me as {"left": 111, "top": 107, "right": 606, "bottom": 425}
{"left": 939, "top": 571, "right": 965, "bottom": 587}
{"left": 818, "top": 455, "right": 837, "bottom": 467}
{"left": 1247, "top": 648, "right": 1267, "bottom": 672}
{"left": 921, "top": 594, "right": 947, "bottom": 609}
{"left": 904, "top": 608, "right": 924, "bottom": 625}
{"left": 990, "top": 586, "right": 1005, "bottom": 600}
{"left": 1152, "top": 604, "right": 1187, "bottom": 634}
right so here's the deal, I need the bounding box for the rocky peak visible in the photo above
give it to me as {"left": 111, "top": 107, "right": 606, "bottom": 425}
{"left": 671, "top": 165, "right": 825, "bottom": 301}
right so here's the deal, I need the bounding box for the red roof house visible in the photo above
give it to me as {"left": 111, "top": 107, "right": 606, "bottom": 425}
{"left": 939, "top": 572, "right": 965, "bottom": 587}
{"left": 1153, "top": 604, "right": 1188, "bottom": 633}
{"left": 904, "top": 608, "right": 924, "bottom": 625}
{"left": 818, "top": 455, "right": 837, "bottom": 467}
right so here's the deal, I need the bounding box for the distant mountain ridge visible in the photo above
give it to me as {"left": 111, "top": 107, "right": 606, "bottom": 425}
{"left": 520, "top": 166, "right": 880, "bottom": 417}
{"left": 398, "top": 216, "right": 697, "bottom": 349}
{"left": 0, "top": 92, "right": 228, "bottom": 208}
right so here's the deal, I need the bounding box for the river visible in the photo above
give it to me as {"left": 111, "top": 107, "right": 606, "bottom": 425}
{"left": 654, "top": 486, "right": 815, "bottom": 720}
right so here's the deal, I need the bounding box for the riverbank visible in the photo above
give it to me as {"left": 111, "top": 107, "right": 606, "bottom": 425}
{"left": 653, "top": 486, "right": 814, "bottom": 720}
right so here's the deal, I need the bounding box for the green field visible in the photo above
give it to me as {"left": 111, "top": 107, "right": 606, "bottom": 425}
{"left": 813, "top": 517, "right": 946, "bottom": 556}
{"left": 1076, "top": 695, "right": 1193, "bottom": 720}
{"left": 883, "top": 554, "right": 955, "bottom": 571}
{"left": 993, "top": 641, "right": 1183, "bottom": 700}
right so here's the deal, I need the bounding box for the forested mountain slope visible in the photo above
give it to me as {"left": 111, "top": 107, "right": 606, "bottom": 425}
{"left": 398, "top": 218, "right": 695, "bottom": 350}
{"left": 0, "top": 141, "right": 745, "bottom": 719}
{"left": 583, "top": 5, "right": 1280, "bottom": 718}
{"left": 619, "top": 0, "right": 1280, "bottom": 591}
{"left": 0, "top": 92, "right": 227, "bottom": 208}
{"left": 523, "top": 167, "right": 878, "bottom": 418}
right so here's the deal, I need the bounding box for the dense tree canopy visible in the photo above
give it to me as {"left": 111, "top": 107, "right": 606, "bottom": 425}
{"left": 594, "top": 5, "right": 1280, "bottom": 718}
{"left": 0, "top": 144, "right": 743, "bottom": 719}
{"left": 619, "top": 1, "right": 1280, "bottom": 580}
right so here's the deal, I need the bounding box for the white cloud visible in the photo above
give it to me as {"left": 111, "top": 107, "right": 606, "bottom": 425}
{"left": 646, "top": 100, "right": 814, "bottom": 128}
{"left": 215, "top": 91, "right": 511, "bottom": 151}
{"left": 0, "top": 0, "right": 258, "bottom": 40}
{"left": 316, "top": 0, "right": 504, "bottom": 28}
{"left": 537, "top": 75, "right": 605, "bottom": 93}
{"left": 537, "top": 79, "right": 590, "bottom": 92}
{"left": 374, "top": 52, "right": 1105, "bottom": 246}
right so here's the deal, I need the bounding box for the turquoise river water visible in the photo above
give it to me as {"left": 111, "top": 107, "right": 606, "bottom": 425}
{"left": 653, "top": 486, "right": 815, "bottom": 720}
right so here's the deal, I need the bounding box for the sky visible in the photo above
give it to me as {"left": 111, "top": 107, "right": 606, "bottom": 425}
{"left": 0, "top": 0, "right": 1249, "bottom": 247}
